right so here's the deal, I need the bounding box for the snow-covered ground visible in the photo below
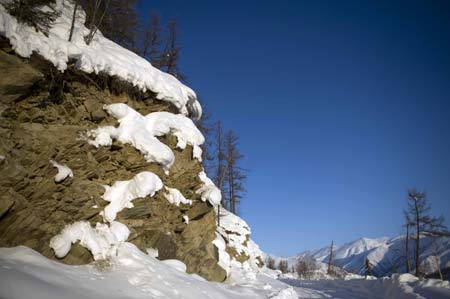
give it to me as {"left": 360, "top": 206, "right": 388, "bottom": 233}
{"left": 281, "top": 275, "right": 450, "bottom": 299}
{"left": 2, "top": 246, "right": 450, "bottom": 299}
{"left": 0, "top": 246, "right": 297, "bottom": 299}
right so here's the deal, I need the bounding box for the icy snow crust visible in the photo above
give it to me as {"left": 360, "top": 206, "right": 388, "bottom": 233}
{"left": 50, "top": 159, "right": 73, "bottom": 182}
{"left": 88, "top": 103, "right": 204, "bottom": 172}
{"left": 0, "top": 0, "right": 201, "bottom": 119}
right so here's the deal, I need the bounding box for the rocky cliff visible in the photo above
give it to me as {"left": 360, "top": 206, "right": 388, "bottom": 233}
{"left": 0, "top": 40, "right": 226, "bottom": 281}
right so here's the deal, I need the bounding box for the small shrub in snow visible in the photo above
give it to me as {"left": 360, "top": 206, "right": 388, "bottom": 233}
{"left": 296, "top": 257, "right": 318, "bottom": 279}
{"left": 93, "top": 258, "right": 113, "bottom": 272}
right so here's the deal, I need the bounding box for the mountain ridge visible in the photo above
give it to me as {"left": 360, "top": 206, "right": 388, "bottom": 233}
{"left": 267, "top": 235, "right": 450, "bottom": 277}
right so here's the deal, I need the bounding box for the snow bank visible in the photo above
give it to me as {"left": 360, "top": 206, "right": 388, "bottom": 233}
{"left": 1, "top": 245, "right": 299, "bottom": 299}
{"left": 0, "top": 0, "right": 201, "bottom": 119}
{"left": 268, "top": 287, "right": 298, "bottom": 299}
{"left": 164, "top": 187, "right": 192, "bottom": 206}
{"left": 101, "top": 171, "right": 163, "bottom": 223}
{"left": 50, "top": 160, "right": 73, "bottom": 182}
{"left": 49, "top": 221, "right": 129, "bottom": 260}
{"left": 196, "top": 171, "right": 222, "bottom": 206}
{"left": 214, "top": 208, "right": 266, "bottom": 286}
{"left": 213, "top": 232, "right": 232, "bottom": 275}
{"left": 217, "top": 208, "right": 264, "bottom": 265}
{"left": 88, "top": 103, "right": 204, "bottom": 172}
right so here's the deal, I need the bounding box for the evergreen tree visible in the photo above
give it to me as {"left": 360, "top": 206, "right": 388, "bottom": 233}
{"left": 3, "top": 0, "right": 60, "bottom": 36}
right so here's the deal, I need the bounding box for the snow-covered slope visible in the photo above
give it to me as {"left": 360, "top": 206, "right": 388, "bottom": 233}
{"left": 0, "top": 0, "right": 201, "bottom": 119}
{"left": 274, "top": 236, "right": 450, "bottom": 277}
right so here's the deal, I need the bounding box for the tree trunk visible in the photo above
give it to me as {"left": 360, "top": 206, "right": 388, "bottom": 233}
{"left": 327, "top": 240, "right": 334, "bottom": 275}
{"left": 414, "top": 199, "right": 420, "bottom": 276}
{"left": 405, "top": 225, "right": 411, "bottom": 273}
{"left": 68, "top": 2, "right": 79, "bottom": 42}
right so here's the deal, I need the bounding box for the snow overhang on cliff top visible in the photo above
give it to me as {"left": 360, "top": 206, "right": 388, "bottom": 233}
{"left": 0, "top": 0, "right": 202, "bottom": 120}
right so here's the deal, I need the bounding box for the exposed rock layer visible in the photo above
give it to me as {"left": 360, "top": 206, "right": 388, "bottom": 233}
{"left": 0, "top": 44, "right": 226, "bottom": 281}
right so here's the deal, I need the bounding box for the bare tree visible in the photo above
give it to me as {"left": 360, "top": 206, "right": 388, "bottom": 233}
{"left": 278, "top": 260, "right": 289, "bottom": 274}
{"left": 214, "top": 121, "right": 227, "bottom": 197}
{"left": 266, "top": 256, "right": 276, "bottom": 270}
{"left": 224, "top": 130, "right": 246, "bottom": 214}
{"left": 68, "top": 1, "right": 79, "bottom": 41}
{"left": 296, "top": 257, "right": 317, "bottom": 279}
{"left": 403, "top": 211, "right": 413, "bottom": 273}
{"left": 405, "top": 188, "right": 448, "bottom": 276}
{"left": 79, "top": 0, "right": 138, "bottom": 47}
{"left": 81, "top": 0, "right": 109, "bottom": 45}
{"left": 160, "top": 19, "right": 185, "bottom": 81}
{"left": 136, "top": 11, "right": 163, "bottom": 66}
{"left": 327, "top": 240, "right": 334, "bottom": 276}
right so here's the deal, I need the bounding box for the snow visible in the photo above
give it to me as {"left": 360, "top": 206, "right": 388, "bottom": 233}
{"left": 88, "top": 103, "right": 204, "bottom": 172}
{"left": 50, "top": 159, "right": 73, "bottom": 182}
{"left": 145, "top": 248, "right": 159, "bottom": 258}
{"left": 161, "top": 259, "right": 188, "bottom": 273}
{"left": 397, "top": 273, "right": 420, "bottom": 284}
{"left": 0, "top": 0, "right": 201, "bottom": 119}
{"left": 0, "top": 245, "right": 298, "bottom": 299}
{"left": 269, "top": 287, "right": 298, "bottom": 299}
{"left": 282, "top": 276, "right": 450, "bottom": 299}
{"left": 101, "top": 171, "right": 163, "bottom": 223}
{"left": 217, "top": 208, "right": 264, "bottom": 269}
{"left": 275, "top": 235, "right": 450, "bottom": 278}
{"left": 213, "top": 208, "right": 266, "bottom": 285}
{"left": 196, "top": 171, "right": 222, "bottom": 206}
{"left": 164, "top": 186, "right": 192, "bottom": 206}
{"left": 212, "top": 232, "right": 232, "bottom": 275}
{"left": 49, "top": 221, "right": 129, "bottom": 260}
{"left": 183, "top": 215, "right": 190, "bottom": 224}
{"left": 50, "top": 171, "right": 162, "bottom": 261}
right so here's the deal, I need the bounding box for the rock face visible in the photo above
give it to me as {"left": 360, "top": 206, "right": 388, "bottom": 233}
{"left": 0, "top": 45, "right": 226, "bottom": 281}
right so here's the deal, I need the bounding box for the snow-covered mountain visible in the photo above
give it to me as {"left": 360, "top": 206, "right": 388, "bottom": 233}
{"left": 271, "top": 236, "right": 450, "bottom": 277}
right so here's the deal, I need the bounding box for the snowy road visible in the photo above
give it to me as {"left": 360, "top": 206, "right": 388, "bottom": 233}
{"left": 281, "top": 278, "right": 450, "bottom": 299}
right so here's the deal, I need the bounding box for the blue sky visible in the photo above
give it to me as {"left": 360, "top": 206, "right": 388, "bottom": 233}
{"left": 138, "top": 0, "right": 450, "bottom": 256}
